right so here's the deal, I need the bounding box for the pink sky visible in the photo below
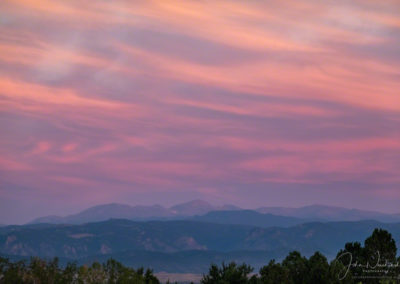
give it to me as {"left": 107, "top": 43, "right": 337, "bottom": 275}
{"left": 0, "top": 0, "right": 399, "bottom": 223}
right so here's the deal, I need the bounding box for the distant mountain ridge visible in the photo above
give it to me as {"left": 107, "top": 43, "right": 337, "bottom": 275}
{"left": 256, "top": 204, "right": 400, "bottom": 223}
{"left": 190, "top": 210, "right": 310, "bottom": 228}
{"left": 30, "top": 200, "right": 243, "bottom": 225}
{"left": 2, "top": 219, "right": 400, "bottom": 273}
{"left": 30, "top": 200, "right": 400, "bottom": 225}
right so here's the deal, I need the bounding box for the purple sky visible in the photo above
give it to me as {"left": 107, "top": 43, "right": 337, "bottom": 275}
{"left": 0, "top": 0, "right": 399, "bottom": 224}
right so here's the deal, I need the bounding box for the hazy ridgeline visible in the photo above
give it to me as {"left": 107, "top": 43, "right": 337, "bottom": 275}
{"left": 1, "top": 229, "right": 399, "bottom": 283}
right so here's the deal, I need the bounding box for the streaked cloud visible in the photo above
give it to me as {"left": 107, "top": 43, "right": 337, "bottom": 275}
{"left": 0, "top": 0, "right": 399, "bottom": 223}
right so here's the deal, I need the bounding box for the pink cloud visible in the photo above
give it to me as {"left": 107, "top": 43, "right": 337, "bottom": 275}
{"left": 1, "top": 0, "right": 399, "bottom": 222}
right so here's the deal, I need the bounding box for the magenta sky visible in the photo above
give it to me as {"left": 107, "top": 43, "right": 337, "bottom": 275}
{"left": 1, "top": 0, "right": 399, "bottom": 224}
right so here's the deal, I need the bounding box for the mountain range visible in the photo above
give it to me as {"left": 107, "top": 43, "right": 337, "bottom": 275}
{"left": 5, "top": 200, "right": 400, "bottom": 274}
{"left": 256, "top": 204, "right": 400, "bottom": 222}
{"left": 29, "top": 200, "right": 243, "bottom": 224}
{"left": 2, "top": 219, "right": 400, "bottom": 273}
{"left": 30, "top": 200, "right": 400, "bottom": 225}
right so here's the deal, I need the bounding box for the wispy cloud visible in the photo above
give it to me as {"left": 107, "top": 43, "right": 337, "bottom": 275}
{"left": 1, "top": 0, "right": 399, "bottom": 223}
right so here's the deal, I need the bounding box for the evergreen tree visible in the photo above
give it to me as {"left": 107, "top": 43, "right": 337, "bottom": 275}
{"left": 281, "top": 251, "right": 308, "bottom": 284}
{"left": 364, "top": 228, "right": 397, "bottom": 263}
{"left": 259, "top": 259, "right": 291, "bottom": 284}
{"left": 201, "top": 262, "right": 257, "bottom": 284}
{"left": 306, "top": 251, "right": 330, "bottom": 284}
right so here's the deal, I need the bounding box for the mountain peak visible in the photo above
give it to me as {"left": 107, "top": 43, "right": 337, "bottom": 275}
{"left": 170, "top": 200, "right": 214, "bottom": 216}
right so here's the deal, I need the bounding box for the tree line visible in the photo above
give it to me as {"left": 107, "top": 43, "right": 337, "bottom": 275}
{"left": 0, "top": 228, "right": 399, "bottom": 283}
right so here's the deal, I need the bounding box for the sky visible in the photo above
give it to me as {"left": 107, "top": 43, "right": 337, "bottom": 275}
{"left": 0, "top": 0, "right": 399, "bottom": 224}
